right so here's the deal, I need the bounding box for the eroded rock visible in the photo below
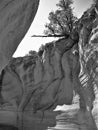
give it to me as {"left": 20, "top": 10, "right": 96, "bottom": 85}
{"left": 0, "top": 1, "right": 98, "bottom": 130}
{"left": 0, "top": 0, "right": 39, "bottom": 72}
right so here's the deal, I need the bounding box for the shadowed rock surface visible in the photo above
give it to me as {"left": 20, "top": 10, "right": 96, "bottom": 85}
{"left": 0, "top": 0, "right": 39, "bottom": 73}
{"left": 0, "top": 1, "right": 98, "bottom": 130}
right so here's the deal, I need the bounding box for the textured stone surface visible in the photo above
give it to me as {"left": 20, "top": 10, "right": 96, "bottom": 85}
{"left": 0, "top": 40, "right": 77, "bottom": 129}
{"left": 0, "top": 1, "right": 98, "bottom": 130}
{"left": 0, "top": 0, "right": 39, "bottom": 72}
{"left": 1, "top": 40, "right": 76, "bottom": 111}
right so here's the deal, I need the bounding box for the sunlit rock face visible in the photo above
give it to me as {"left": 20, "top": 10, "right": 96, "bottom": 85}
{"left": 76, "top": 4, "right": 98, "bottom": 129}
{"left": 0, "top": 0, "right": 39, "bottom": 73}
{"left": 78, "top": 4, "right": 98, "bottom": 96}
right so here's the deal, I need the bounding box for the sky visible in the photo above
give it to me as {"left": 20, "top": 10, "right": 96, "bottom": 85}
{"left": 13, "top": 0, "right": 93, "bottom": 57}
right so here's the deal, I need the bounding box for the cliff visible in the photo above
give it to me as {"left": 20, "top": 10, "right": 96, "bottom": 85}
{"left": 0, "top": 0, "right": 39, "bottom": 73}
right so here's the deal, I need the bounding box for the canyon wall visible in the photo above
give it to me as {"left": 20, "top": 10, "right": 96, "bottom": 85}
{"left": 0, "top": 0, "right": 39, "bottom": 73}
{"left": 0, "top": 1, "right": 98, "bottom": 130}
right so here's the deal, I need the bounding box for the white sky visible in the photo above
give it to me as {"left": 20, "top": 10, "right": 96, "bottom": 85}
{"left": 13, "top": 0, "right": 93, "bottom": 57}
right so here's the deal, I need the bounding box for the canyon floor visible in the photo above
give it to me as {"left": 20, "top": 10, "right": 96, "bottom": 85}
{"left": 0, "top": 103, "right": 98, "bottom": 130}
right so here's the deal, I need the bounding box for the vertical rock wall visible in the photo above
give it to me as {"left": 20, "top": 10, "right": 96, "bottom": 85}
{"left": 0, "top": 0, "right": 39, "bottom": 72}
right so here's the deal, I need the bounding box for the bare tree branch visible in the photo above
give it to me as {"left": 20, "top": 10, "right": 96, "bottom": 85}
{"left": 31, "top": 34, "right": 69, "bottom": 38}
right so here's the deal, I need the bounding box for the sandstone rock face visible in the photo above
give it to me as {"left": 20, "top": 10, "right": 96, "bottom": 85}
{"left": 78, "top": 4, "right": 98, "bottom": 105}
{"left": 0, "top": 39, "right": 78, "bottom": 128}
{"left": 75, "top": 4, "right": 98, "bottom": 130}
{"left": 1, "top": 40, "right": 77, "bottom": 112}
{"left": 0, "top": 0, "right": 39, "bottom": 72}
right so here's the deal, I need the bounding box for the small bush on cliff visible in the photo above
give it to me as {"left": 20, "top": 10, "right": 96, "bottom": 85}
{"left": 44, "top": 0, "right": 78, "bottom": 38}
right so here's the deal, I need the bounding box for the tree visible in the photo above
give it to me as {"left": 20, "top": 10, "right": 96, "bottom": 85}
{"left": 44, "top": 0, "right": 78, "bottom": 38}
{"left": 25, "top": 50, "right": 38, "bottom": 58}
